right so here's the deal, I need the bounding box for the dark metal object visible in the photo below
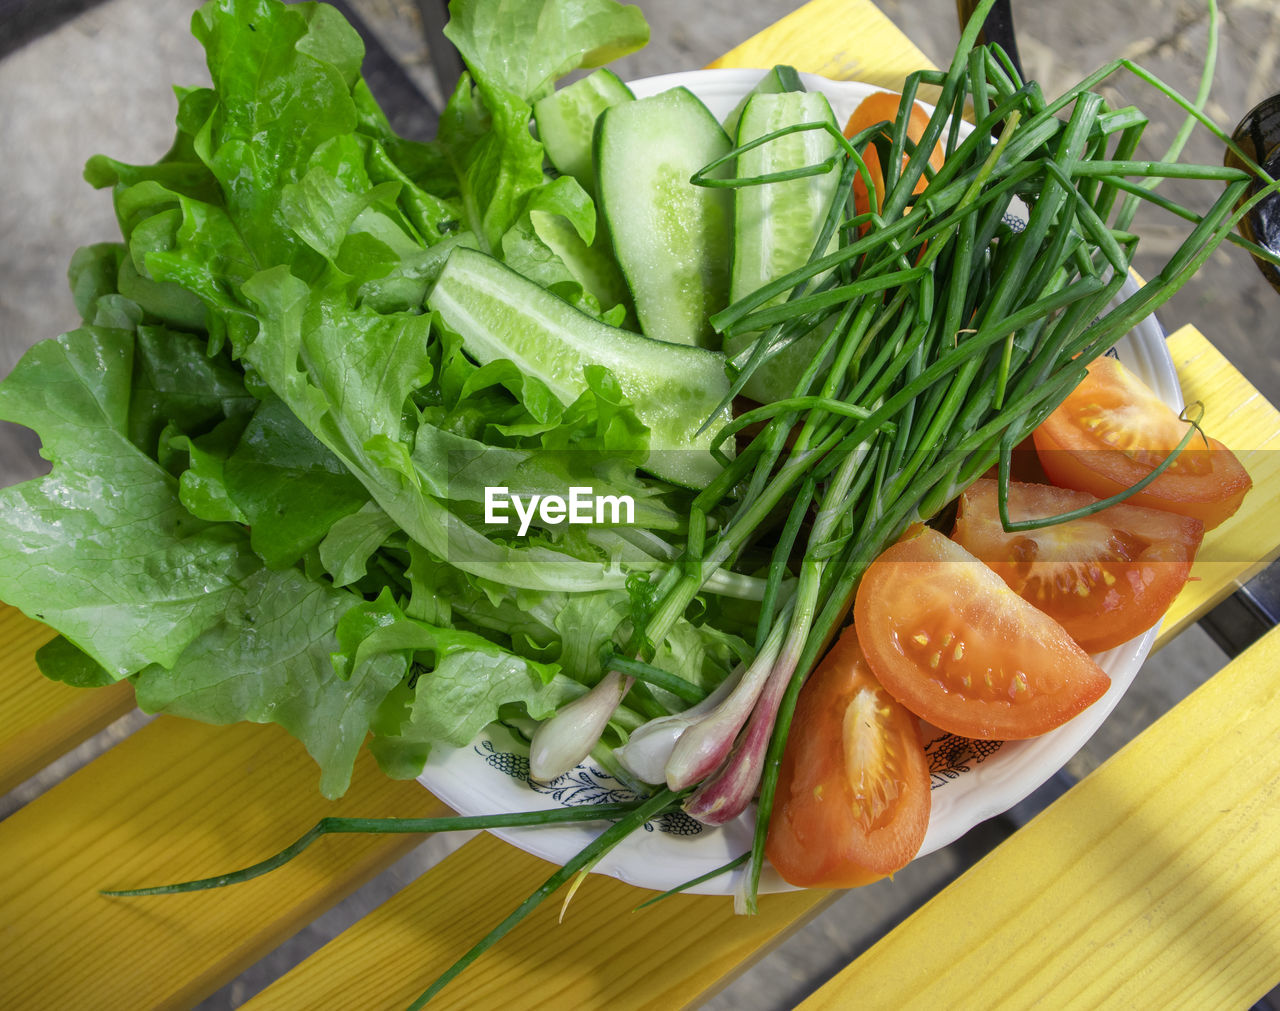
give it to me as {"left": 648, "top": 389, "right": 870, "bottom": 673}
{"left": 0, "top": 0, "right": 110, "bottom": 59}
{"left": 955, "top": 0, "right": 1025, "bottom": 83}
{"left": 0, "top": 0, "right": 109, "bottom": 60}
{"left": 330, "top": 0, "right": 440, "bottom": 137}
{"left": 1226, "top": 94, "right": 1280, "bottom": 295}
{"left": 415, "top": 0, "right": 464, "bottom": 99}
{"left": 1198, "top": 558, "right": 1280, "bottom": 658}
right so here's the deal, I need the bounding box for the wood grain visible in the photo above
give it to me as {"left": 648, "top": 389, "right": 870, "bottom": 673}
{"left": 706, "top": 0, "right": 935, "bottom": 82}
{"left": 246, "top": 829, "right": 830, "bottom": 1010}
{"left": 0, "top": 604, "right": 134, "bottom": 794}
{"left": 0, "top": 717, "right": 442, "bottom": 1009}
{"left": 800, "top": 625, "right": 1280, "bottom": 1010}
{"left": 1160, "top": 326, "right": 1280, "bottom": 641}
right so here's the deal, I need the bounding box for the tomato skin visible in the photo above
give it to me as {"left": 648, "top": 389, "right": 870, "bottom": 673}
{"left": 1032, "top": 355, "right": 1251, "bottom": 530}
{"left": 766, "top": 627, "right": 930, "bottom": 889}
{"left": 952, "top": 479, "right": 1204, "bottom": 654}
{"left": 854, "top": 525, "right": 1110, "bottom": 740}
{"left": 843, "top": 91, "right": 944, "bottom": 219}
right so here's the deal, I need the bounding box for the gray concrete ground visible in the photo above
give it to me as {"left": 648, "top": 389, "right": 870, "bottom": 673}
{"left": 0, "top": 0, "right": 1273, "bottom": 1007}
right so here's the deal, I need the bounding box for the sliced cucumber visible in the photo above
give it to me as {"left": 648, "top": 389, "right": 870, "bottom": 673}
{"left": 428, "top": 247, "right": 730, "bottom": 488}
{"left": 534, "top": 68, "right": 634, "bottom": 200}
{"left": 721, "top": 64, "right": 806, "bottom": 141}
{"left": 726, "top": 91, "right": 842, "bottom": 404}
{"left": 595, "top": 86, "right": 733, "bottom": 350}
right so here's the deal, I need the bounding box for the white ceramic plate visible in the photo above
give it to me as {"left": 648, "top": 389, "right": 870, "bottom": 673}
{"left": 419, "top": 69, "right": 1180, "bottom": 896}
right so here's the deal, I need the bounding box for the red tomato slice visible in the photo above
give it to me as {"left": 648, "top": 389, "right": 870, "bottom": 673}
{"left": 1032, "top": 355, "right": 1251, "bottom": 530}
{"left": 952, "top": 479, "right": 1204, "bottom": 654}
{"left": 854, "top": 525, "right": 1110, "bottom": 740}
{"left": 766, "top": 627, "right": 930, "bottom": 889}
{"left": 843, "top": 91, "right": 944, "bottom": 219}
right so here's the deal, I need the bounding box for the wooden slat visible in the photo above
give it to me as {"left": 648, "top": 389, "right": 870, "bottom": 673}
{"left": 707, "top": 0, "right": 935, "bottom": 83}
{"left": 801, "top": 624, "right": 1280, "bottom": 1009}
{"left": 0, "top": 604, "right": 135, "bottom": 794}
{"left": 0, "top": 716, "right": 443, "bottom": 1009}
{"left": 247, "top": 832, "right": 830, "bottom": 1010}
{"left": 1159, "top": 326, "right": 1280, "bottom": 641}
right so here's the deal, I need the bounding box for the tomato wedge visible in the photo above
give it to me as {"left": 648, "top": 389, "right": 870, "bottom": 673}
{"left": 766, "top": 626, "right": 929, "bottom": 888}
{"left": 952, "top": 479, "right": 1204, "bottom": 654}
{"left": 1033, "top": 355, "right": 1251, "bottom": 530}
{"left": 854, "top": 525, "right": 1110, "bottom": 740}
{"left": 843, "top": 91, "right": 944, "bottom": 219}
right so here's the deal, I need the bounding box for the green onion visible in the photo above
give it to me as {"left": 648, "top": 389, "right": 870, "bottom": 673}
{"left": 632, "top": 853, "right": 750, "bottom": 910}
{"left": 100, "top": 803, "right": 648, "bottom": 897}
{"left": 409, "top": 789, "right": 680, "bottom": 1008}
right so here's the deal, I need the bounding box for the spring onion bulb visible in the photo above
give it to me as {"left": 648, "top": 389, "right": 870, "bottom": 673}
{"left": 614, "top": 667, "right": 743, "bottom": 783}
{"left": 529, "top": 670, "right": 634, "bottom": 781}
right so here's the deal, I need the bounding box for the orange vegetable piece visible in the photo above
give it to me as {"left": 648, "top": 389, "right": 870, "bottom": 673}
{"left": 843, "top": 91, "right": 944, "bottom": 219}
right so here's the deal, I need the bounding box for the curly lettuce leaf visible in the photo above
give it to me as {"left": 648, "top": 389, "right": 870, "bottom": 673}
{"left": 0, "top": 0, "right": 717, "bottom": 799}
{"left": 336, "top": 590, "right": 583, "bottom": 780}
{"left": 0, "top": 327, "right": 259, "bottom": 676}
{"left": 89, "top": 1, "right": 659, "bottom": 592}
{"left": 189, "top": 0, "right": 364, "bottom": 271}
{"left": 132, "top": 568, "right": 406, "bottom": 798}
{"left": 128, "top": 322, "right": 255, "bottom": 457}
{"left": 319, "top": 502, "right": 401, "bottom": 587}
{"left": 221, "top": 395, "right": 371, "bottom": 568}
{"left": 236, "top": 267, "right": 642, "bottom": 593}
{"left": 443, "top": 0, "right": 648, "bottom": 104}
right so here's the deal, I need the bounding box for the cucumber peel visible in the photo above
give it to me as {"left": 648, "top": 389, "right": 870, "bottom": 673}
{"left": 429, "top": 247, "right": 731, "bottom": 488}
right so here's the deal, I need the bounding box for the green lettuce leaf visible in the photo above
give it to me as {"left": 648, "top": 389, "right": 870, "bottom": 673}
{"left": 443, "top": 0, "right": 648, "bottom": 103}
{"left": 435, "top": 73, "right": 548, "bottom": 255}
{"left": 221, "top": 395, "right": 371, "bottom": 569}
{"left": 0, "top": 327, "right": 259, "bottom": 676}
{"left": 319, "top": 502, "right": 401, "bottom": 587}
{"left": 36, "top": 636, "right": 117, "bottom": 689}
{"left": 336, "top": 590, "right": 582, "bottom": 779}
{"left": 0, "top": 0, "right": 738, "bottom": 801}
{"left": 189, "top": 0, "right": 364, "bottom": 272}
{"left": 132, "top": 567, "right": 405, "bottom": 798}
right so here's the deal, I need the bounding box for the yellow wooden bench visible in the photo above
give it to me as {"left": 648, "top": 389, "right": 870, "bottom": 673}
{"left": 2, "top": 2, "right": 1279, "bottom": 1007}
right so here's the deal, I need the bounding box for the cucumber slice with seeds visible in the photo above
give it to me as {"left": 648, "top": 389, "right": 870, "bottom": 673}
{"left": 534, "top": 68, "right": 634, "bottom": 200}
{"left": 595, "top": 86, "right": 733, "bottom": 350}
